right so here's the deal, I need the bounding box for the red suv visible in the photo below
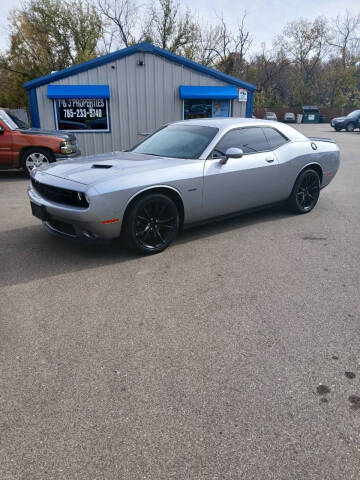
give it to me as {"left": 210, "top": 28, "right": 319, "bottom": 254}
{"left": 0, "top": 108, "right": 80, "bottom": 174}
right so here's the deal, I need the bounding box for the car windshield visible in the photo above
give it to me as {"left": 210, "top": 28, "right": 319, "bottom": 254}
{"left": 6, "top": 112, "right": 29, "bottom": 129}
{"left": 347, "top": 110, "right": 360, "bottom": 118}
{"left": 131, "top": 124, "right": 219, "bottom": 159}
{"left": 0, "top": 110, "right": 19, "bottom": 130}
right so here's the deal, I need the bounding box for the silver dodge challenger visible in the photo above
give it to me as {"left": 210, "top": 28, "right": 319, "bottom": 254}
{"left": 28, "top": 118, "right": 340, "bottom": 254}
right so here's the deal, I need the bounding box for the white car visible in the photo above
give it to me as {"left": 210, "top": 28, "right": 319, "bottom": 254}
{"left": 28, "top": 118, "right": 340, "bottom": 254}
{"left": 284, "top": 112, "right": 296, "bottom": 123}
{"left": 263, "top": 112, "right": 277, "bottom": 121}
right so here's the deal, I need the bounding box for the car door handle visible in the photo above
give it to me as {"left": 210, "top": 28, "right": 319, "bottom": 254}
{"left": 265, "top": 157, "right": 274, "bottom": 163}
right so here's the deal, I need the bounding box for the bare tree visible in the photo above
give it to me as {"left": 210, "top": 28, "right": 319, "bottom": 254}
{"left": 148, "top": 0, "right": 197, "bottom": 53}
{"left": 280, "top": 17, "right": 329, "bottom": 73}
{"left": 252, "top": 43, "right": 289, "bottom": 91}
{"left": 97, "top": 0, "right": 139, "bottom": 48}
{"left": 233, "top": 11, "right": 252, "bottom": 74}
{"left": 196, "top": 12, "right": 252, "bottom": 75}
{"left": 328, "top": 10, "right": 360, "bottom": 68}
{"left": 195, "top": 24, "right": 222, "bottom": 66}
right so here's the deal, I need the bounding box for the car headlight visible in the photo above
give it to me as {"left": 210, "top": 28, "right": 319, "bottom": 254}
{"left": 76, "top": 191, "right": 90, "bottom": 207}
{"left": 60, "top": 140, "right": 76, "bottom": 154}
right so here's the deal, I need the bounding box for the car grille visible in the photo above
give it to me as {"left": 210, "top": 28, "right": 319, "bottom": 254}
{"left": 31, "top": 178, "right": 89, "bottom": 208}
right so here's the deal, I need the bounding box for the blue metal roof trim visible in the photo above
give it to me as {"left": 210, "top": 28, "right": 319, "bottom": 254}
{"left": 47, "top": 85, "right": 110, "bottom": 99}
{"left": 179, "top": 85, "right": 238, "bottom": 99}
{"left": 23, "top": 42, "right": 256, "bottom": 92}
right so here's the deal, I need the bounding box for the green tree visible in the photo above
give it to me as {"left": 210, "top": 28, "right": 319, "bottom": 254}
{"left": 0, "top": 0, "right": 103, "bottom": 107}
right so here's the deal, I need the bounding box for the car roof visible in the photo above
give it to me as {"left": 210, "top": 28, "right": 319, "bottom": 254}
{"left": 173, "top": 117, "right": 275, "bottom": 128}
{"left": 171, "top": 117, "right": 307, "bottom": 141}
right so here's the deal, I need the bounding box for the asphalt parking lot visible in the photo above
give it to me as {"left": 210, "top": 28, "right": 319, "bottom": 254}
{"left": 1, "top": 123, "right": 360, "bottom": 479}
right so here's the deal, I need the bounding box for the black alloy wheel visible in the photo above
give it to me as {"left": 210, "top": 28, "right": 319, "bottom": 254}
{"left": 123, "top": 193, "right": 179, "bottom": 254}
{"left": 286, "top": 169, "right": 320, "bottom": 214}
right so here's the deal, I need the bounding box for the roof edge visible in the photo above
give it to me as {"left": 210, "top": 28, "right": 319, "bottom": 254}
{"left": 23, "top": 42, "right": 256, "bottom": 92}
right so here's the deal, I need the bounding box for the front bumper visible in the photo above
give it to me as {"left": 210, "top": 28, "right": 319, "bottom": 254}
{"left": 55, "top": 149, "right": 81, "bottom": 160}
{"left": 331, "top": 121, "right": 343, "bottom": 129}
{"left": 28, "top": 178, "right": 122, "bottom": 241}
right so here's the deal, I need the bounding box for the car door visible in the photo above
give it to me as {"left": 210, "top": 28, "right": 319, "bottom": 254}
{"left": 0, "top": 120, "right": 14, "bottom": 167}
{"left": 203, "top": 126, "right": 284, "bottom": 219}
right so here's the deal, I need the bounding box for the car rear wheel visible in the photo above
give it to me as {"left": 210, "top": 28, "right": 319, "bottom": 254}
{"left": 346, "top": 123, "right": 355, "bottom": 132}
{"left": 122, "top": 193, "right": 179, "bottom": 254}
{"left": 286, "top": 169, "right": 320, "bottom": 214}
{"left": 21, "top": 148, "right": 54, "bottom": 175}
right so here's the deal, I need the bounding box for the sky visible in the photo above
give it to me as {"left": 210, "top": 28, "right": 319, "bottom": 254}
{"left": 0, "top": 0, "right": 359, "bottom": 54}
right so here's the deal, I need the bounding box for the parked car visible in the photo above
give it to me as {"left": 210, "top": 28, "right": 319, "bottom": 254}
{"left": 0, "top": 108, "right": 80, "bottom": 174}
{"left": 28, "top": 118, "right": 340, "bottom": 255}
{"left": 284, "top": 112, "right": 296, "bottom": 123}
{"left": 330, "top": 110, "right": 360, "bottom": 132}
{"left": 263, "top": 112, "right": 277, "bottom": 121}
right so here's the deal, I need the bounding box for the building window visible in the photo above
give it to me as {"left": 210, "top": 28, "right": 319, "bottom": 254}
{"left": 183, "top": 99, "right": 230, "bottom": 120}
{"left": 54, "top": 98, "right": 110, "bottom": 132}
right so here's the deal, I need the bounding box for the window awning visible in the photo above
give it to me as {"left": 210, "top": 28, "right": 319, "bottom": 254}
{"left": 179, "top": 85, "right": 239, "bottom": 100}
{"left": 47, "top": 85, "right": 110, "bottom": 99}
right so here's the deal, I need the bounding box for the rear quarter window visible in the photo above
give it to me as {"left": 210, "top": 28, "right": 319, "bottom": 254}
{"left": 263, "top": 127, "right": 288, "bottom": 149}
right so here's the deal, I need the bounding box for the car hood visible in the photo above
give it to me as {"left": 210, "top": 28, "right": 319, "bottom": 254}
{"left": 39, "top": 151, "right": 200, "bottom": 186}
{"left": 18, "top": 128, "right": 76, "bottom": 141}
{"left": 332, "top": 117, "right": 345, "bottom": 122}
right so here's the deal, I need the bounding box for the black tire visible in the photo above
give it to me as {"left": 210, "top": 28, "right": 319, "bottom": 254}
{"left": 122, "top": 193, "right": 179, "bottom": 254}
{"left": 346, "top": 123, "right": 355, "bottom": 132}
{"left": 286, "top": 169, "right": 320, "bottom": 214}
{"left": 21, "top": 148, "right": 54, "bottom": 176}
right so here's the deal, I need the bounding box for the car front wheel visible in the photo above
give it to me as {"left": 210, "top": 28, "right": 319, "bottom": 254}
{"left": 21, "top": 148, "right": 54, "bottom": 175}
{"left": 286, "top": 169, "right": 320, "bottom": 214}
{"left": 123, "top": 193, "right": 179, "bottom": 254}
{"left": 346, "top": 123, "right": 355, "bottom": 132}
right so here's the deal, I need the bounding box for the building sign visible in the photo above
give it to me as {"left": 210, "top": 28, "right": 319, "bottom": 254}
{"left": 56, "top": 98, "right": 109, "bottom": 131}
{"left": 212, "top": 100, "right": 230, "bottom": 117}
{"left": 238, "top": 88, "right": 248, "bottom": 102}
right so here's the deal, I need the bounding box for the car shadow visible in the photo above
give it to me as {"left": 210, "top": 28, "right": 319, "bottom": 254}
{"left": 0, "top": 205, "right": 292, "bottom": 289}
{"left": 0, "top": 170, "right": 27, "bottom": 181}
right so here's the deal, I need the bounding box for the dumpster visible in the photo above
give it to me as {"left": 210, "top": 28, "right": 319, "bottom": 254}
{"left": 302, "top": 105, "right": 320, "bottom": 123}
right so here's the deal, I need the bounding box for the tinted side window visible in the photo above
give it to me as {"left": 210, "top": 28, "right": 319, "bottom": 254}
{"left": 213, "top": 127, "right": 270, "bottom": 156}
{"left": 263, "top": 127, "right": 288, "bottom": 149}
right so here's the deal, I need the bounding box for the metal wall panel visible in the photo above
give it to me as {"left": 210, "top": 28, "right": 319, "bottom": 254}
{"left": 232, "top": 100, "right": 247, "bottom": 117}
{"left": 36, "top": 52, "right": 249, "bottom": 156}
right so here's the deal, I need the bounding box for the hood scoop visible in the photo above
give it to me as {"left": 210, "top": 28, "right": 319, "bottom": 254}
{"left": 91, "top": 164, "right": 112, "bottom": 169}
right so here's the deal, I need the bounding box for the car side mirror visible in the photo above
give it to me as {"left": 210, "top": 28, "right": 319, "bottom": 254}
{"left": 219, "top": 147, "right": 244, "bottom": 165}
{"left": 0, "top": 125, "right": 4, "bottom": 134}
